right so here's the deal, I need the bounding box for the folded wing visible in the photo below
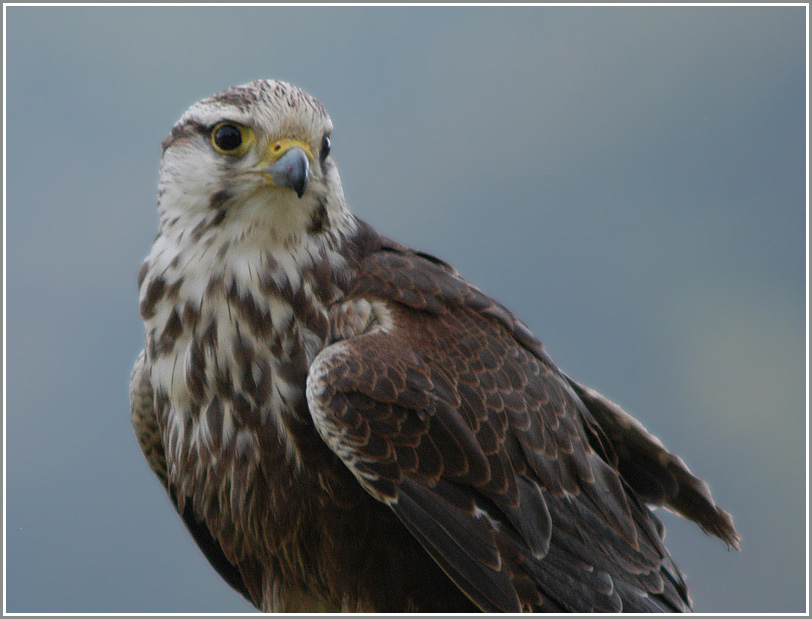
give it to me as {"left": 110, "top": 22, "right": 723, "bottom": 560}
{"left": 306, "top": 237, "right": 732, "bottom": 611}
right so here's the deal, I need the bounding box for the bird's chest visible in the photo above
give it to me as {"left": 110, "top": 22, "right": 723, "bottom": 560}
{"left": 143, "top": 262, "right": 345, "bottom": 559}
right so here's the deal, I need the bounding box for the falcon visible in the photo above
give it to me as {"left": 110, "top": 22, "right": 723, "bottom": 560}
{"left": 130, "top": 79, "right": 740, "bottom": 612}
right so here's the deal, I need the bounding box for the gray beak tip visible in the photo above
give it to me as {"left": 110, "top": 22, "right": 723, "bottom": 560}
{"left": 267, "top": 148, "right": 310, "bottom": 198}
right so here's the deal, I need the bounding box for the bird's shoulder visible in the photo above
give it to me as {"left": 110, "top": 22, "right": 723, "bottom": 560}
{"left": 338, "top": 219, "right": 546, "bottom": 357}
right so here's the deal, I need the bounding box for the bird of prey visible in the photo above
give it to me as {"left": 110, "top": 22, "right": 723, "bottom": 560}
{"left": 130, "top": 79, "right": 740, "bottom": 613}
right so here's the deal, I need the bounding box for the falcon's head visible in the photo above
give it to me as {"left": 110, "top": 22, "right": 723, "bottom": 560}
{"left": 156, "top": 79, "right": 350, "bottom": 247}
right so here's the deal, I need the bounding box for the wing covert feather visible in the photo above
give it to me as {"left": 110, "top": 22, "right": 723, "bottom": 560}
{"left": 307, "top": 288, "right": 689, "bottom": 611}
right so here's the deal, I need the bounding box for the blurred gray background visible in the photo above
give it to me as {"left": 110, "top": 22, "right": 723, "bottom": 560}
{"left": 5, "top": 5, "right": 806, "bottom": 613}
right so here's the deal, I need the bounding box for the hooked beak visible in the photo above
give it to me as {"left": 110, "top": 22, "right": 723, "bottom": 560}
{"left": 262, "top": 139, "right": 312, "bottom": 198}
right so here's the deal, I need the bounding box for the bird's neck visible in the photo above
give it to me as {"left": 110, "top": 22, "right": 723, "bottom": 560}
{"left": 145, "top": 196, "right": 357, "bottom": 308}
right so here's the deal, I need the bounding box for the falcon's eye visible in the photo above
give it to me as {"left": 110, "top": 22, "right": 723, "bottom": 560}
{"left": 211, "top": 122, "right": 254, "bottom": 156}
{"left": 321, "top": 135, "right": 331, "bottom": 161}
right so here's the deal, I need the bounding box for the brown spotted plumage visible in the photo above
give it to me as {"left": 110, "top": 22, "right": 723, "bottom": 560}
{"left": 130, "top": 79, "right": 739, "bottom": 613}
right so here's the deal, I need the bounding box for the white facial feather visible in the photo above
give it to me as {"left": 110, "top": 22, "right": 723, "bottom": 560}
{"left": 156, "top": 79, "right": 351, "bottom": 248}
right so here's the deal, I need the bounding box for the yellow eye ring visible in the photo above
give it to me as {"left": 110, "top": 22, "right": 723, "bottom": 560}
{"left": 210, "top": 122, "right": 255, "bottom": 156}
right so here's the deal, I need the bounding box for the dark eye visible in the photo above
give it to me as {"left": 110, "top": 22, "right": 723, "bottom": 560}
{"left": 210, "top": 122, "right": 254, "bottom": 156}
{"left": 213, "top": 124, "right": 242, "bottom": 151}
{"left": 321, "top": 135, "right": 331, "bottom": 160}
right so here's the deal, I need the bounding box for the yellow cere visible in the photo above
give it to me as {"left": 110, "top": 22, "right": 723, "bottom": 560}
{"left": 267, "top": 138, "right": 314, "bottom": 163}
